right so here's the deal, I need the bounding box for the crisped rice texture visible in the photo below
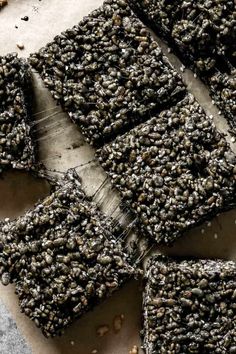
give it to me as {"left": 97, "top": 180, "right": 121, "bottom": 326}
{"left": 0, "top": 170, "right": 136, "bottom": 337}
{"left": 29, "top": 0, "right": 185, "bottom": 147}
{"left": 142, "top": 256, "right": 236, "bottom": 354}
{"left": 97, "top": 94, "right": 236, "bottom": 244}
{"left": 0, "top": 53, "right": 36, "bottom": 172}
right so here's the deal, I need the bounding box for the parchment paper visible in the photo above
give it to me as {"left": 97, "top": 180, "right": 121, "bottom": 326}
{"left": 0, "top": 1, "right": 235, "bottom": 353}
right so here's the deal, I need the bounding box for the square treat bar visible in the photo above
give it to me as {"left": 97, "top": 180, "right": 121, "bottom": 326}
{"left": 142, "top": 256, "right": 236, "bottom": 354}
{"left": 0, "top": 170, "right": 136, "bottom": 337}
{"left": 129, "top": 0, "right": 236, "bottom": 130}
{"left": 29, "top": 0, "right": 185, "bottom": 147}
{"left": 97, "top": 94, "right": 236, "bottom": 244}
{"left": 0, "top": 53, "right": 36, "bottom": 172}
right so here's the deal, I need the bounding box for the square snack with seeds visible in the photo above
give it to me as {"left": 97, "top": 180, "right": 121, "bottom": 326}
{"left": 0, "top": 170, "right": 136, "bottom": 337}
{"left": 0, "top": 53, "right": 36, "bottom": 173}
{"left": 128, "top": 0, "right": 236, "bottom": 130}
{"left": 98, "top": 94, "right": 236, "bottom": 244}
{"left": 29, "top": 0, "right": 185, "bottom": 147}
{"left": 142, "top": 256, "right": 236, "bottom": 354}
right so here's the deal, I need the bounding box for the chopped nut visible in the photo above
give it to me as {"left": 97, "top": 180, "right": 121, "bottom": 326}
{"left": 96, "top": 325, "right": 109, "bottom": 337}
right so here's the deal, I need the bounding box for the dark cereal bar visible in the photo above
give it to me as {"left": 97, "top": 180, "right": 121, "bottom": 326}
{"left": 97, "top": 94, "right": 236, "bottom": 244}
{"left": 29, "top": 0, "right": 185, "bottom": 147}
{"left": 129, "top": 0, "right": 236, "bottom": 130}
{"left": 0, "top": 171, "right": 136, "bottom": 337}
{"left": 0, "top": 53, "right": 36, "bottom": 173}
{"left": 142, "top": 256, "right": 236, "bottom": 354}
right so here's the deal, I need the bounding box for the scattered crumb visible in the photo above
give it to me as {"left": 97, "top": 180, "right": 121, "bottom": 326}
{"left": 180, "top": 65, "right": 185, "bottom": 73}
{"left": 91, "top": 350, "right": 98, "bottom": 354}
{"left": 70, "top": 341, "right": 75, "bottom": 346}
{"left": 214, "top": 233, "right": 218, "bottom": 239}
{"left": 218, "top": 111, "right": 222, "bottom": 115}
{"left": 113, "top": 314, "right": 125, "bottom": 333}
{"left": 129, "top": 345, "right": 139, "bottom": 354}
{"left": 231, "top": 137, "right": 236, "bottom": 143}
{"left": 201, "top": 229, "right": 205, "bottom": 234}
{"left": 193, "top": 73, "right": 197, "bottom": 78}
{"left": 21, "top": 16, "right": 29, "bottom": 21}
{"left": 16, "top": 42, "right": 24, "bottom": 50}
{"left": 167, "top": 47, "right": 171, "bottom": 53}
{"left": 207, "top": 221, "right": 211, "bottom": 227}
{"left": 96, "top": 325, "right": 109, "bottom": 337}
{"left": 71, "top": 142, "right": 82, "bottom": 149}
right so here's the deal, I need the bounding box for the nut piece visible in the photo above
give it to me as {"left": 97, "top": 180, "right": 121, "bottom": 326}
{"left": 96, "top": 325, "right": 109, "bottom": 337}
{"left": 113, "top": 314, "right": 125, "bottom": 333}
{"left": 129, "top": 345, "right": 139, "bottom": 354}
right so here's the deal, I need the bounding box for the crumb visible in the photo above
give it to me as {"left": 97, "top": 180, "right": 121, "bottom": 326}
{"left": 71, "top": 142, "right": 82, "bottom": 149}
{"left": 21, "top": 16, "right": 29, "bottom": 21}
